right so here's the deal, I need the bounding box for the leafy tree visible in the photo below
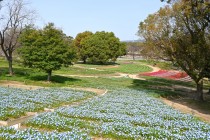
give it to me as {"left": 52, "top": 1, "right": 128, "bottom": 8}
{"left": 138, "top": 0, "right": 210, "bottom": 100}
{"left": 74, "top": 31, "right": 93, "bottom": 63}
{"left": 80, "top": 31, "right": 126, "bottom": 64}
{"left": 0, "top": 0, "right": 35, "bottom": 75}
{"left": 19, "top": 23, "right": 76, "bottom": 81}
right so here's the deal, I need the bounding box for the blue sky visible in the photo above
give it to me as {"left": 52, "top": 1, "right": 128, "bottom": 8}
{"left": 31, "top": 1, "right": 165, "bottom": 41}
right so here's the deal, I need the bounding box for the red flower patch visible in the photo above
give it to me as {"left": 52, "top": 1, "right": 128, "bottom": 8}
{"left": 166, "top": 72, "right": 188, "bottom": 79}
{"left": 142, "top": 70, "right": 167, "bottom": 76}
{"left": 141, "top": 70, "right": 190, "bottom": 81}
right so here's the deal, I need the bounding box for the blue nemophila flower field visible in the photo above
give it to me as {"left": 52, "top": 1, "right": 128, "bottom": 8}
{"left": 0, "top": 87, "right": 95, "bottom": 120}
{"left": 0, "top": 127, "right": 91, "bottom": 140}
{"left": 25, "top": 89, "right": 210, "bottom": 140}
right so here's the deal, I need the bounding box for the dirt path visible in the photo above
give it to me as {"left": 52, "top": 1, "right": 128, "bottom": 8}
{"left": 62, "top": 63, "right": 160, "bottom": 81}
{"left": 141, "top": 64, "right": 161, "bottom": 72}
{"left": 74, "top": 64, "right": 119, "bottom": 71}
{"left": 0, "top": 80, "right": 108, "bottom": 96}
{"left": 0, "top": 81, "right": 42, "bottom": 90}
{"left": 58, "top": 73, "right": 146, "bottom": 80}
{"left": 161, "top": 98, "right": 210, "bottom": 123}
{"left": 112, "top": 73, "right": 146, "bottom": 80}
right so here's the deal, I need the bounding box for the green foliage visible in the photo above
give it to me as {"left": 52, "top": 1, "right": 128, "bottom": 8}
{"left": 138, "top": 0, "right": 210, "bottom": 100}
{"left": 80, "top": 31, "right": 126, "bottom": 64}
{"left": 18, "top": 23, "right": 77, "bottom": 81}
{"left": 74, "top": 31, "right": 93, "bottom": 63}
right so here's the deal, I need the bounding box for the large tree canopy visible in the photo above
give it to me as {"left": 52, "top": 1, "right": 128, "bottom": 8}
{"left": 138, "top": 0, "right": 210, "bottom": 100}
{"left": 80, "top": 31, "right": 126, "bottom": 64}
{"left": 19, "top": 23, "right": 76, "bottom": 81}
{"left": 73, "top": 31, "right": 93, "bottom": 63}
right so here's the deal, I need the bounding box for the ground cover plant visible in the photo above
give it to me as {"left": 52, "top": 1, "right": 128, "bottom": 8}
{"left": 0, "top": 127, "right": 91, "bottom": 140}
{"left": 141, "top": 70, "right": 191, "bottom": 82}
{"left": 25, "top": 89, "right": 210, "bottom": 139}
{"left": 0, "top": 87, "right": 95, "bottom": 120}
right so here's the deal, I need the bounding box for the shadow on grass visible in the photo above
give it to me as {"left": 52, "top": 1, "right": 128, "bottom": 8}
{"left": 129, "top": 78, "right": 196, "bottom": 97}
{"left": 29, "top": 75, "right": 80, "bottom": 83}
{"left": 76, "top": 61, "right": 119, "bottom": 66}
{"left": 168, "top": 98, "right": 210, "bottom": 115}
{"left": 0, "top": 67, "right": 80, "bottom": 84}
{"left": 0, "top": 67, "right": 31, "bottom": 76}
{"left": 130, "top": 77, "right": 210, "bottom": 98}
{"left": 148, "top": 77, "right": 195, "bottom": 87}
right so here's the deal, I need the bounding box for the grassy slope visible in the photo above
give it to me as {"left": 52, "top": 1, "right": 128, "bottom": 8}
{"left": 0, "top": 59, "right": 205, "bottom": 95}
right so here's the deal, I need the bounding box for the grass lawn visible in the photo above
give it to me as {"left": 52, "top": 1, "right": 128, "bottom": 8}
{"left": 138, "top": 59, "right": 177, "bottom": 70}
{"left": 106, "top": 62, "right": 152, "bottom": 74}
{"left": 75, "top": 61, "right": 153, "bottom": 74}
{"left": 0, "top": 59, "right": 208, "bottom": 92}
{"left": 54, "top": 65, "right": 116, "bottom": 76}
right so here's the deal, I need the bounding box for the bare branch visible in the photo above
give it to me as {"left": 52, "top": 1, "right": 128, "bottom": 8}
{"left": 0, "top": 0, "right": 36, "bottom": 75}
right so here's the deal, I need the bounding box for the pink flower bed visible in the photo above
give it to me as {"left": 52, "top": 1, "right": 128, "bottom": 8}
{"left": 142, "top": 70, "right": 168, "bottom": 76}
{"left": 166, "top": 72, "right": 188, "bottom": 79}
{"left": 141, "top": 70, "right": 190, "bottom": 81}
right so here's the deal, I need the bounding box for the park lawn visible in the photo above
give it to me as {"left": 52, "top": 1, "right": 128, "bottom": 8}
{"left": 54, "top": 65, "right": 117, "bottom": 76}
{"left": 0, "top": 59, "right": 153, "bottom": 80}
{"left": 0, "top": 59, "right": 207, "bottom": 93}
{"left": 75, "top": 63, "right": 116, "bottom": 68}
{"left": 106, "top": 63, "right": 152, "bottom": 74}
{"left": 0, "top": 58, "right": 209, "bottom": 100}
{"left": 138, "top": 59, "right": 177, "bottom": 70}
{"left": 0, "top": 59, "right": 9, "bottom": 67}
{"left": 67, "top": 61, "right": 153, "bottom": 74}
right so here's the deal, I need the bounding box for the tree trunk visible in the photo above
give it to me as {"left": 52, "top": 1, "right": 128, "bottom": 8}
{"left": 196, "top": 80, "right": 204, "bottom": 101}
{"left": 8, "top": 57, "right": 13, "bottom": 75}
{"left": 132, "top": 52, "right": 135, "bottom": 60}
{"left": 83, "top": 58, "right": 86, "bottom": 64}
{"left": 47, "top": 70, "right": 52, "bottom": 81}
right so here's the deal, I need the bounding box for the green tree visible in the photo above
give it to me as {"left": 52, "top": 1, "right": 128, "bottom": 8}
{"left": 138, "top": 0, "right": 210, "bottom": 100}
{"left": 80, "top": 31, "right": 126, "bottom": 64}
{"left": 74, "top": 31, "right": 93, "bottom": 63}
{"left": 19, "top": 23, "right": 76, "bottom": 81}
